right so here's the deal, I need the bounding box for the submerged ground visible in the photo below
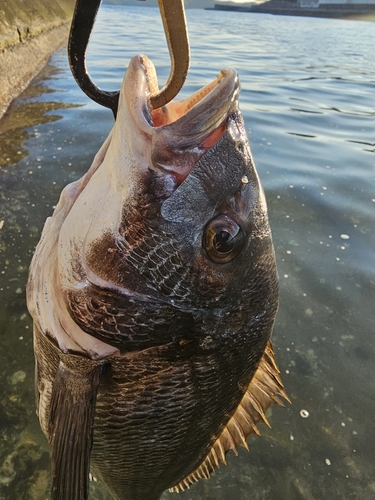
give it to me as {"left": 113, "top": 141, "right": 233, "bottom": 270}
{"left": 0, "top": 6, "right": 374, "bottom": 499}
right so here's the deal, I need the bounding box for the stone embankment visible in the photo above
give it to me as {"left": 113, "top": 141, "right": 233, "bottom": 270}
{"left": 0, "top": 0, "right": 75, "bottom": 120}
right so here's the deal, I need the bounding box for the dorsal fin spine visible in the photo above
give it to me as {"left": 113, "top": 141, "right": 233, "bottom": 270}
{"left": 169, "top": 341, "right": 289, "bottom": 493}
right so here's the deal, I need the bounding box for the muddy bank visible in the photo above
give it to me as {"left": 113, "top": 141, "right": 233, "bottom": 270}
{"left": 0, "top": 0, "right": 75, "bottom": 120}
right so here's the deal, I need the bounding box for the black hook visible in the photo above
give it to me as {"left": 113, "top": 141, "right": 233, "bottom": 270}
{"left": 68, "top": 0, "right": 120, "bottom": 117}
{"left": 68, "top": 0, "right": 189, "bottom": 119}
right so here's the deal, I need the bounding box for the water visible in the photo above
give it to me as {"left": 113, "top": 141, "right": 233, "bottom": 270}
{"left": 0, "top": 5, "right": 374, "bottom": 499}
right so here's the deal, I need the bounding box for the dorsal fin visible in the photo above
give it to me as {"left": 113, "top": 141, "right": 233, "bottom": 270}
{"left": 169, "top": 341, "right": 290, "bottom": 493}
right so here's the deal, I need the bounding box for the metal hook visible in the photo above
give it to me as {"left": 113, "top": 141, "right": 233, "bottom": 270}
{"left": 68, "top": 0, "right": 190, "bottom": 118}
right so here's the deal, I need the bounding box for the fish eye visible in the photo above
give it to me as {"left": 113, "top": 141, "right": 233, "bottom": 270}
{"left": 203, "top": 216, "right": 245, "bottom": 263}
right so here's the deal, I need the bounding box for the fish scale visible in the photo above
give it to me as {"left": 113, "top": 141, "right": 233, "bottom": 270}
{"left": 27, "top": 55, "right": 287, "bottom": 500}
{"left": 90, "top": 339, "right": 260, "bottom": 500}
{"left": 117, "top": 205, "right": 193, "bottom": 299}
{"left": 65, "top": 285, "right": 195, "bottom": 351}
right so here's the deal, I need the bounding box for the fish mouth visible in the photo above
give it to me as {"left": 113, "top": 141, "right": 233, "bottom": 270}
{"left": 119, "top": 55, "right": 241, "bottom": 181}
{"left": 143, "top": 56, "right": 237, "bottom": 129}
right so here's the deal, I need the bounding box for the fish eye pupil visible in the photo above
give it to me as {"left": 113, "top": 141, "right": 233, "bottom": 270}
{"left": 204, "top": 216, "right": 245, "bottom": 263}
{"left": 213, "top": 231, "right": 234, "bottom": 253}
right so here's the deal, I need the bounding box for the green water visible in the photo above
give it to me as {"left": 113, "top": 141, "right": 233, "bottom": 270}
{"left": 0, "top": 5, "right": 374, "bottom": 500}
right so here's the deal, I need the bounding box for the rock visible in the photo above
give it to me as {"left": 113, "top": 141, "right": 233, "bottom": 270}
{"left": 10, "top": 370, "right": 26, "bottom": 385}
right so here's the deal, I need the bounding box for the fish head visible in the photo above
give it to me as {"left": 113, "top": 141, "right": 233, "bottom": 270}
{"left": 85, "top": 55, "right": 276, "bottom": 298}
{"left": 28, "top": 55, "right": 278, "bottom": 356}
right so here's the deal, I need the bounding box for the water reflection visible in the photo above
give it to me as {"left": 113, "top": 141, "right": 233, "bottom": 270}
{"left": 0, "top": 5, "right": 374, "bottom": 500}
{"left": 0, "top": 58, "right": 83, "bottom": 500}
{"left": 0, "top": 63, "right": 80, "bottom": 168}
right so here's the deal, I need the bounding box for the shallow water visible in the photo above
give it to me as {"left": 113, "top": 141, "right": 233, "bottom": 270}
{"left": 0, "top": 5, "right": 374, "bottom": 500}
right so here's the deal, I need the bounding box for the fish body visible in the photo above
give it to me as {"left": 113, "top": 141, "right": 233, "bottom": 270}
{"left": 27, "top": 55, "right": 287, "bottom": 500}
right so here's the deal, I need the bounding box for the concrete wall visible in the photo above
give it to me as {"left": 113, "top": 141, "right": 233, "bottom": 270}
{"left": 0, "top": 0, "right": 76, "bottom": 119}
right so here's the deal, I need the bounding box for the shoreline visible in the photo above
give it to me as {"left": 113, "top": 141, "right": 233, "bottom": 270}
{"left": 0, "top": 0, "right": 75, "bottom": 120}
{"left": 208, "top": 2, "right": 375, "bottom": 20}
{"left": 0, "top": 22, "right": 71, "bottom": 120}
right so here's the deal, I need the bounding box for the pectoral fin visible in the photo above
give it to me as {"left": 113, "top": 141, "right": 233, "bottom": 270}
{"left": 48, "top": 357, "right": 103, "bottom": 500}
{"left": 170, "top": 342, "right": 290, "bottom": 492}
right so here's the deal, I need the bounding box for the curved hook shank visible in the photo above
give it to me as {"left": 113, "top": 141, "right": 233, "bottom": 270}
{"left": 68, "top": 0, "right": 190, "bottom": 116}
{"left": 68, "top": 0, "right": 119, "bottom": 115}
{"left": 151, "top": 0, "right": 190, "bottom": 109}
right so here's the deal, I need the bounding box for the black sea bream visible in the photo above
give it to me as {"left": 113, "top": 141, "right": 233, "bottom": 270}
{"left": 27, "top": 55, "right": 288, "bottom": 500}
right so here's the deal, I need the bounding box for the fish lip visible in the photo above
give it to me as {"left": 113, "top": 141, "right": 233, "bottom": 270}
{"left": 126, "top": 55, "right": 241, "bottom": 179}
{"left": 137, "top": 54, "right": 240, "bottom": 130}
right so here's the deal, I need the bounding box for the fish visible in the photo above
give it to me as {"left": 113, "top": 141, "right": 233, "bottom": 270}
{"left": 26, "top": 54, "right": 288, "bottom": 500}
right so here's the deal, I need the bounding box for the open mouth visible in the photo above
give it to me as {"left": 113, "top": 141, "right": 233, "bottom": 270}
{"left": 123, "top": 55, "right": 241, "bottom": 180}
{"left": 139, "top": 54, "right": 239, "bottom": 129}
